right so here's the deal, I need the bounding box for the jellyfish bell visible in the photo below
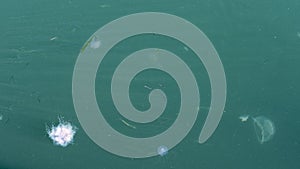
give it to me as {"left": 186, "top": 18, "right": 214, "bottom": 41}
{"left": 252, "top": 116, "right": 275, "bottom": 144}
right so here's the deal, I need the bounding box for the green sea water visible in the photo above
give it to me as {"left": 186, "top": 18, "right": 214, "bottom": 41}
{"left": 0, "top": 0, "right": 299, "bottom": 169}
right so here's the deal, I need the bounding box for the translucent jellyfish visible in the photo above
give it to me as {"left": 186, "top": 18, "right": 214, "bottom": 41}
{"left": 157, "top": 145, "right": 168, "bottom": 156}
{"left": 252, "top": 116, "right": 275, "bottom": 144}
{"left": 90, "top": 36, "right": 101, "bottom": 49}
{"left": 46, "top": 117, "right": 77, "bottom": 147}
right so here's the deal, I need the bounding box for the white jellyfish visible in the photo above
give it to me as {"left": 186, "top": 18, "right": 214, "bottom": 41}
{"left": 46, "top": 117, "right": 77, "bottom": 147}
{"left": 90, "top": 36, "right": 101, "bottom": 49}
{"left": 157, "top": 145, "right": 169, "bottom": 156}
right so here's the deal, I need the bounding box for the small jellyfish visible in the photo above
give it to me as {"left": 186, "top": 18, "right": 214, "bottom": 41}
{"left": 46, "top": 117, "right": 77, "bottom": 147}
{"left": 90, "top": 36, "right": 101, "bottom": 49}
{"left": 157, "top": 145, "right": 168, "bottom": 156}
{"left": 252, "top": 116, "right": 275, "bottom": 144}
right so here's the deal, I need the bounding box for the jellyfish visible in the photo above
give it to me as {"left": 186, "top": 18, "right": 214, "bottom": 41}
{"left": 252, "top": 116, "right": 275, "bottom": 144}
{"left": 46, "top": 117, "right": 77, "bottom": 147}
{"left": 90, "top": 36, "right": 101, "bottom": 49}
{"left": 157, "top": 145, "right": 168, "bottom": 156}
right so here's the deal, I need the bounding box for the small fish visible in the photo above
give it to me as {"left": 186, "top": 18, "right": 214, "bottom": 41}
{"left": 120, "top": 119, "right": 136, "bottom": 129}
{"left": 50, "top": 36, "right": 58, "bottom": 41}
{"left": 239, "top": 115, "right": 249, "bottom": 122}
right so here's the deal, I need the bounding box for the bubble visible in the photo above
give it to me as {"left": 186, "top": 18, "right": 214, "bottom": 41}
{"left": 157, "top": 145, "right": 168, "bottom": 156}
{"left": 252, "top": 116, "right": 275, "bottom": 144}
